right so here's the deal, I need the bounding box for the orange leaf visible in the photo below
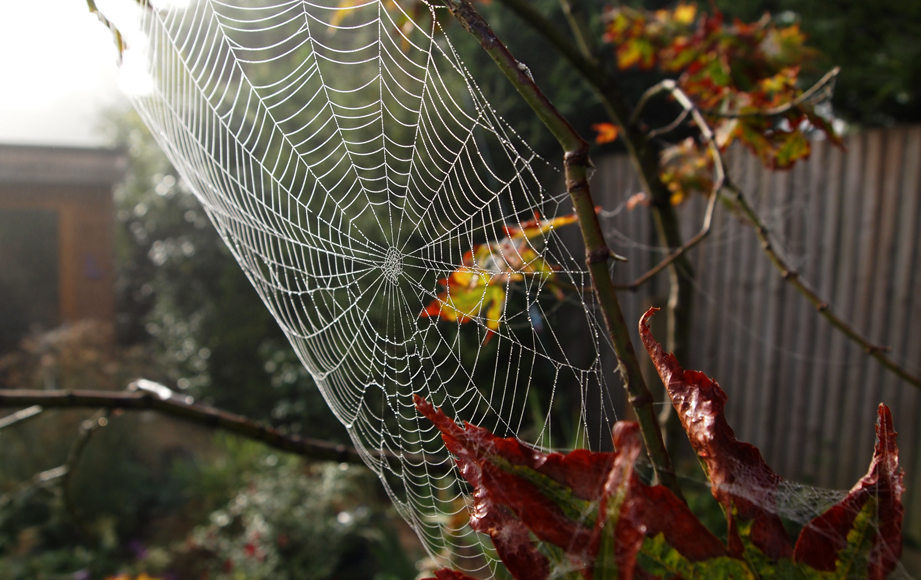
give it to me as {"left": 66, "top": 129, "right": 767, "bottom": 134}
{"left": 592, "top": 122, "right": 620, "bottom": 144}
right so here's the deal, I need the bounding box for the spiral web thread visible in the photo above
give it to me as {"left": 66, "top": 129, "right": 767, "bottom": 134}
{"left": 99, "top": 0, "right": 912, "bottom": 576}
{"left": 105, "top": 0, "right": 620, "bottom": 572}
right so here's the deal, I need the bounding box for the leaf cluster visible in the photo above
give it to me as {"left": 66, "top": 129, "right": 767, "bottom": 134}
{"left": 416, "top": 308, "right": 904, "bottom": 580}
{"left": 599, "top": 3, "right": 840, "bottom": 200}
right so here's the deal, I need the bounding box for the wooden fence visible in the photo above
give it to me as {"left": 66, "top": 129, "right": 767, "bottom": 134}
{"left": 591, "top": 126, "right": 921, "bottom": 539}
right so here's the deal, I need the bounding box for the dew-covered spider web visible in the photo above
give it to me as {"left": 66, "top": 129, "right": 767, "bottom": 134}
{"left": 94, "top": 0, "right": 912, "bottom": 576}
{"left": 98, "top": 0, "right": 620, "bottom": 572}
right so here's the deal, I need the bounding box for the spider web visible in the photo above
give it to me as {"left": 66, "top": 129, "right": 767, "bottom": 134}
{"left": 100, "top": 0, "right": 619, "bottom": 572}
{"left": 95, "top": 0, "right": 914, "bottom": 576}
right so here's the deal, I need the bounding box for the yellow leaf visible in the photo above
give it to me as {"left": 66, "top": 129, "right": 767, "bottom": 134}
{"left": 673, "top": 3, "right": 697, "bottom": 25}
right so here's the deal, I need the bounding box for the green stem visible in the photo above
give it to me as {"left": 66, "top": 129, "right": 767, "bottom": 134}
{"left": 526, "top": 0, "right": 694, "bottom": 452}
{"left": 444, "top": 0, "right": 683, "bottom": 501}
{"left": 558, "top": 0, "right": 596, "bottom": 61}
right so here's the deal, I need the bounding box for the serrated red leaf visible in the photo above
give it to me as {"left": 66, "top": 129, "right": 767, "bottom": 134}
{"left": 414, "top": 395, "right": 600, "bottom": 578}
{"left": 794, "top": 404, "right": 903, "bottom": 578}
{"left": 414, "top": 394, "right": 734, "bottom": 580}
{"left": 639, "top": 307, "right": 792, "bottom": 560}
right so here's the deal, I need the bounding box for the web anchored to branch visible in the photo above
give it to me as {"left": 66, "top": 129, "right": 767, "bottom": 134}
{"left": 102, "top": 0, "right": 621, "bottom": 572}
{"left": 96, "top": 0, "right": 910, "bottom": 575}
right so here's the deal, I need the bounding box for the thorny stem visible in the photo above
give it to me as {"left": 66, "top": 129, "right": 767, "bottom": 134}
{"left": 494, "top": 0, "right": 696, "bottom": 456}
{"left": 0, "top": 386, "right": 388, "bottom": 466}
{"left": 443, "top": 0, "right": 684, "bottom": 500}
{"left": 528, "top": 0, "right": 697, "bottom": 452}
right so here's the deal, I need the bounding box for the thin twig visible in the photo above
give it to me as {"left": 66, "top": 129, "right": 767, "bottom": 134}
{"left": 725, "top": 183, "right": 921, "bottom": 390}
{"left": 613, "top": 192, "right": 717, "bottom": 291}
{"left": 558, "top": 0, "right": 596, "bottom": 63}
{"left": 62, "top": 409, "right": 109, "bottom": 543}
{"left": 615, "top": 80, "right": 725, "bottom": 292}
{"left": 444, "top": 0, "right": 683, "bottom": 500}
{"left": 0, "top": 465, "right": 68, "bottom": 510}
{"left": 648, "top": 107, "right": 691, "bottom": 138}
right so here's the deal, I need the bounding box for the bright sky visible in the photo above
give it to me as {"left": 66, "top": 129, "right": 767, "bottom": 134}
{"left": 0, "top": 0, "right": 127, "bottom": 147}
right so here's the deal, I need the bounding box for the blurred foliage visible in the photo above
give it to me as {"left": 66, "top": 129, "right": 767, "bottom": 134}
{"left": 102, "top": 109, "right": 348, "bottom": 444}
{"left": 0, "top": 324, "right": 421, "bottom": 578}
{"left": 172, "top": 444, "right": 420, "bottom": 580}
{"left": 471, "top": 0, "right": 919, "bottom": 144}
{"left": 0, "top": 323, "right": 195, "bottom": 579}
{"left": 711, "top": 0, "right": 921, "bottom": 126}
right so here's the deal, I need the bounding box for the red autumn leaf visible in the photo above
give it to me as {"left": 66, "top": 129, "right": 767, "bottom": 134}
{"left": 416, "top": 311, "right": 905, "bottom": 580}
{"left": 793, "top": 404, "right": 904, "bottom": 579}
{"left": 639, "top": 307, "right": 792, "bottom": 560}
{"left": 413, "top": 395, "right": 606, "bottom": 552}
{"left": 594, "top": 421, "right": 734, "bottom": 579}
{"left": 413, "top": 394, "right": 738, "bottom": 579}
{"left": 423, "top": 569, "right": 481, "bottom": 580}
{"left": 640, "top": 306, "right": 905, "bottom": 578}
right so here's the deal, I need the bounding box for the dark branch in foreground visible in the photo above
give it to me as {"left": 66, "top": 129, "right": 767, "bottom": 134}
{"left": 444, "top": 0, "right": 683, "bottom": 501}
{"left": 0, "top": 385, "right": 381, "bottom": 466}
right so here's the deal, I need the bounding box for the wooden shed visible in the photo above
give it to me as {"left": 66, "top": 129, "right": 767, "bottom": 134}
{"left": 0, "top": 144, "right": 127, "bottom": 352}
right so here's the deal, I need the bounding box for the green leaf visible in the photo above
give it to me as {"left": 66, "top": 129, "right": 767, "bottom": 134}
{"left": 637, "top": 533, "right": 755, "bottom": 580}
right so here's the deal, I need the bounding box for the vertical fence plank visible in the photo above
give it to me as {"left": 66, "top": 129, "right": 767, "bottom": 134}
{"left": 717, "top": 147, "right": 748, "bottom": 424}
{"left": 818, "top": 131, "right": 865, "bottom": 487}
{"left": 774, "top": 158, "right": 811, "bottom": 478}
{"left": 739, "top": 153, "right": 768, "bottom": 444}
{"left": 893, "top": 128, "right": 921, "bottom": 540}
{"left": 859, "top": 128, "right": 906, "bottom": 459}
{"left": 838, "top": 129, "right": 886, "bottom": 484}
{"left": 756, "top": 168, "right": 790, "bottom": 462}
{"left": 800, "top": 137, "right": 841, "bottom": 483}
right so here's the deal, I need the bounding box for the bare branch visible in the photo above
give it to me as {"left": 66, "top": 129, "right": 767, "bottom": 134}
{"left": 725, "top": 183, "right": 921, "bottom": 390}
{"left": 0, "top": 386, "right": 389, "bottom": 466}
{"left": 616, "top": 81, "right": 725, "bottom": 292}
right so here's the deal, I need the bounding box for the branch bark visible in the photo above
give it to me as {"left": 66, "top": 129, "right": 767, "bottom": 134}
{"left": 493, "top": 0, "right": 696, "bottom": 453}
{"left": 443, "top": 0, "right": 683, "bottom": 500}
{"left": 0, "top": 387, "right": 381, "bottom": 466}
